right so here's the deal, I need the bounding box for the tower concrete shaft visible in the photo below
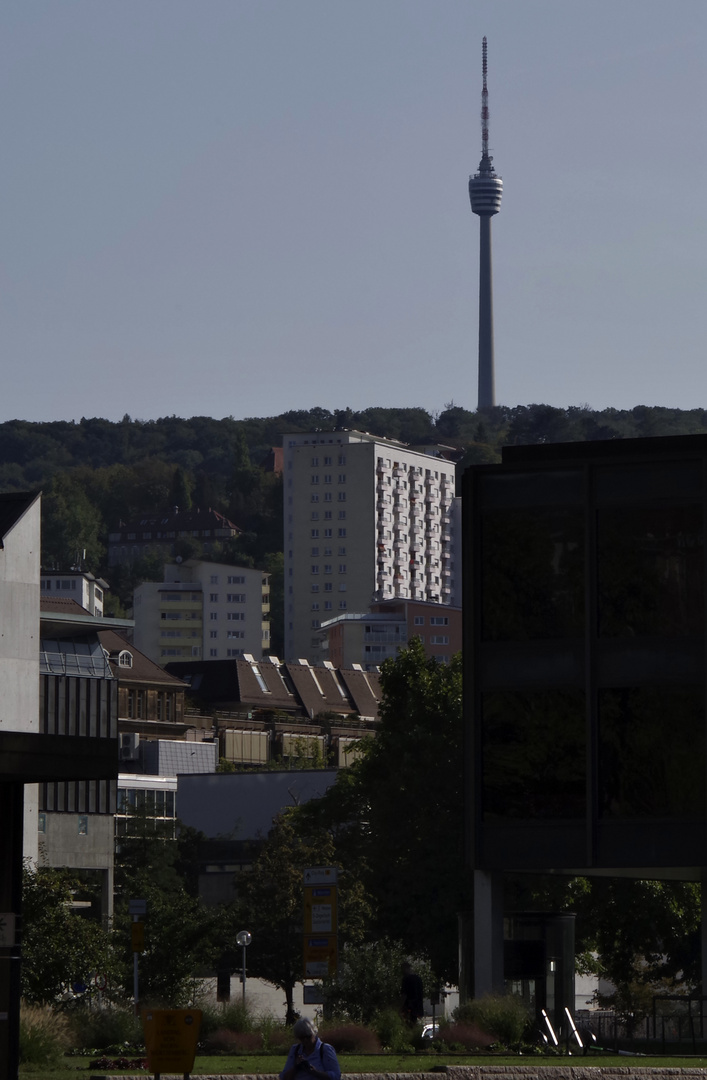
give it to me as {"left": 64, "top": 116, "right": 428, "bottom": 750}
{"left": 468, "top": 37, "right": 502, "bottom": 410}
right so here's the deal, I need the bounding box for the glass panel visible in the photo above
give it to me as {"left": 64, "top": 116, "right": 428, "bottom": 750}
{"left": 482, "top": 508, "right": 584, "bottom": 640}
{"left": 479, "top": 470, "right": 583, "bottom": 508}
{"left": 594, "top": 460, "right": 702, "bottom": 504}
{"left": 597, "top": 505, "right": 703, "bottom": 637}
{"left": 599, "top": 687, "right": 704, "bottom": 818}
{"left": 481, "top": 690, "right": 585, "bottom": 819}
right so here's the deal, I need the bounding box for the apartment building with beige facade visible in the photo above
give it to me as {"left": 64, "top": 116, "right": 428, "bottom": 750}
{"left": 133, "top": 559, "right": 270, "bottom": 666}
{"left": 283, "top": 430, "right": 457, "bottom": 661}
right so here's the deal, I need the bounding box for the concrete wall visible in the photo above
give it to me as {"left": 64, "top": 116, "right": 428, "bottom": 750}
{"left": 0, "top": 495, "right": 41, "bottom": 864}
{"left": 0, "top": 496, "right": 40, "bottom": 734}
{"left": 40, "top": 812, "right": 114, "bottom": 871}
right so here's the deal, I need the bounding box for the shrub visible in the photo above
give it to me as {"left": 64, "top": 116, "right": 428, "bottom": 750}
{"left": 19, "top": 1004, "right": 70, "bottom": 1067}
{"left": 437, "top": 1021, "right": 495, "bottom": 1050}
{"left": 323, "top": 940, "right": 434, "bottom": 1025}
{"left": 454, "top": 993, "right": 530, "bottom": 1046}
{"left": 200, "top": 1000, "right": 253, "bottom": 1037}
{"left": 372, "top": 1008, "right": 415, "bottom": 1052}
{"left": 319, "top": 1023, "right": 381, "bottom": 1053}
{"left": 67, "top": 1003, "right": 143, "bottom": 1050}
{"left": 259, "top": 1015, "right": 291, "bottom": 1053}
{"left": 202, "top": 1029, "right": 263, "bottom": 1054}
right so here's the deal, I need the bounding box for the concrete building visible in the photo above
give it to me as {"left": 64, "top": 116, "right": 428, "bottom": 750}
{"left": 468, "top": 37, "right": 503, "bottom": 410}
{"left": 319, "top": 599, "right": 462, "bottom": 670}
{"left": 133, "top": 559, "right": 270, "bottom": 665}
{"left": 108, "top": 506, "right": 240, "bottom": 567}
{"left": 283, "top": 430, "right": 457, "bottom": 662}
{"left": 0, "top": 495, "right": 118, "bottom": 1077}
{"left": 40, "top": 569, "right": 108, "bottom": 617}
{"left": 38, "top": 599, "right": 133, "bottom": 921}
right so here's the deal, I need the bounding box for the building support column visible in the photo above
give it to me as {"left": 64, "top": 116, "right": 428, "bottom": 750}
{"left": 701, "top": 882, "right": 707, "bottom": 1002}
{"left": 473, "top": 868, "right": 504, "bottom": 999}
{"left": 0, "top": 782, "right": 24, "bottom": 1080}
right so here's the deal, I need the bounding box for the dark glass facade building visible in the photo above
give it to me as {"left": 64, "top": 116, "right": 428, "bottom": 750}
{"left": 463, "top": 434, "right": 707, "bottom": 1005}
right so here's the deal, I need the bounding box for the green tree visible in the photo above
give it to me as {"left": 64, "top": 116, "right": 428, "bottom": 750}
{"left": 21, "top": 866, "right": 119, "bottom": 1004}
{"left": 324, "top": 940, "right": 434, "bottom": 1024}
{"left": 355, "top": 641, "right": 464, "bottom": 983}
{"left": 576, "top": 878, "right": 701, "bottom": 994}
{"left": 295, "top": 640, "right": 465, "bottom": 984}
{"left": 229, "top": 810, "right": 368, "bottom": 1023}
{"left": 168, "top": 466, "right": 193, "bottom": 511}
{"left": 41, "top": 472, "right": 105, "bottom": 571}
{"left": 113, "top": 809, "right": 218, "bottom": 1005}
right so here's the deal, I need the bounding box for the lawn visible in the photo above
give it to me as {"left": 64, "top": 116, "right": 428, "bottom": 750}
{"left": 19, "top": 1053, "right": 707, "bottom": 1078}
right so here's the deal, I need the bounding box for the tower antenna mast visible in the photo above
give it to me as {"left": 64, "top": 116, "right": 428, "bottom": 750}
{"left": 469, "top": 36, "right": 503, "bottom": 409}
{"left": 481, "top": 36, "right": 490, "bottom": 165}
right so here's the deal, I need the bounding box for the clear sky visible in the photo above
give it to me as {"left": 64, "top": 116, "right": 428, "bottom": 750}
{"left": 2, "top": 1, "right": 705, "bottom": 424}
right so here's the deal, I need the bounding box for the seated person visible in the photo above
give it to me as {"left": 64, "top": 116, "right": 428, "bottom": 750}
{"left": 280, "top": 1018, "right": 341, "bottom": 1080}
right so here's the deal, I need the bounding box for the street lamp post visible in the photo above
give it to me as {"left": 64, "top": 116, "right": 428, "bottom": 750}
{"left": 236, "top": 930, "right": 252, "bottom": 1008}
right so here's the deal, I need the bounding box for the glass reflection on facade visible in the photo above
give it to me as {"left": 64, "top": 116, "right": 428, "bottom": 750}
{"left": 481, "top": 508, "right": 585, "bottom": 641}
{"left": 597, "top": 505, "right": 703, "bottom": 638}
{"left": 599, "top": 687, "right": 705, "bottom": 819}
{"left": 481, "top": 691, "right": 585, "bottom": 820}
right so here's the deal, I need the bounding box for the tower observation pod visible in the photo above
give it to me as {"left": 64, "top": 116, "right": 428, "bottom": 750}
{"left": 469, "top": 37, "right": 502, "bottom": 410}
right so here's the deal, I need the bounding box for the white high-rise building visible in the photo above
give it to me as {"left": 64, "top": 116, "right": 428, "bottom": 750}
{"left": 283, "top": 431, "right": 457, "bottom": 662}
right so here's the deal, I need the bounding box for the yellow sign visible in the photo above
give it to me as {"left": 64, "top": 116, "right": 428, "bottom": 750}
{"left": 304, "top": 885, "right": 337, "bottom": 934}
{"left": 142, "top": 1009, "right": 202, "bottom": 1074}
{"left": 303, "top": 934, "right": 337, "bottom": 978}
{"left": 131, "top": 921, "right": 145, "bottom": 953}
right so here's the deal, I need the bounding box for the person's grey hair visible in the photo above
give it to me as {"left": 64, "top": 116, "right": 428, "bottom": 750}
{"left": 293, "top": 1018, "right": 317, "bottom": 1040}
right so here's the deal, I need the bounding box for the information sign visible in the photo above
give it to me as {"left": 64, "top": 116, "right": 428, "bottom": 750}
{"left": 304, "top": 885, "right": 337, "bottom": 934}
{"left": 129, "top": 898, "right": 147, "bottom": 916}
{"left": 131, "top": 921, "right": 145, "bottom": 953}
{"left": 303, "top": 935, "right": 337, "bottom": 978}
{"left": 142, "top": 1009, "right": 202, "bottom": 1074}
{"left": 303, "top": 867, "right": 338, "bottom": 886}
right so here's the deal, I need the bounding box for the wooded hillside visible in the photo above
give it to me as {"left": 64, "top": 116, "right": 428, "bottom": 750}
{"left": 4, "top": 402, "right": 707, "bottom": 632}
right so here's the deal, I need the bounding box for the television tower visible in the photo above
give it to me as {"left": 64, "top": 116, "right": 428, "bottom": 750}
{"left": 469, "top": 37, "right": 503, "bottom": 410}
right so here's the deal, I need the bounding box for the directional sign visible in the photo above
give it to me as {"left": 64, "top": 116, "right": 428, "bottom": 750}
{"left": 142, "top": 1009, "right": 202, "bottom": 1074}
{"left": 303, "top": 867, "right": 338, "bottom": 886}
{"left": 303, "top": 935, "right": 337, "bottom": 978}
{"left": 304, "top": 885, "right": 337, "bottom": 934}
{"left": 131, "top": 921, "right": 145, "bottom": 953}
